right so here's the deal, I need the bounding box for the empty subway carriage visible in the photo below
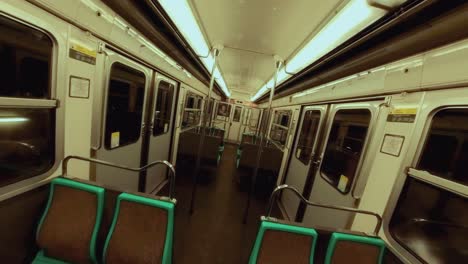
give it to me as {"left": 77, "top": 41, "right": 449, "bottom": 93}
{"left": 0, "top": 0, "right": 467, "bottom": 264}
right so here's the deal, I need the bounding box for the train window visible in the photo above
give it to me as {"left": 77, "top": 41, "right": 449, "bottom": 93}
{"left": 269, "top": 110, "right": 292, "bottom": 148}
{"left": 153, "top": 81, "right": 174, "bottom": 136}
{"left": 296, "top": 110, "right": 321, "bottom": 164}
{"left": 389, "top": 177, "right": 468, "bottom": 263}
{"left": 182, "top": 92, "right": 202, "bottom": 129}
{"left": 417, "top": 108, "right": 468, "bottom": 186}
{"left": 320, "top": 109, "right": 371, "bottom": 193}
{"left": 104, "top": 63, "right": 145, "bottom": 149}
{"left": 0, "top": 15, "right": 52, "bottom": 99}
{"left": 0, "top": 16, "right": 56, "bottom": 187}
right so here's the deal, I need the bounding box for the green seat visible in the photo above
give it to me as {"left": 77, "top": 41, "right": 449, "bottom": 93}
{"left": 325, "top": 233, "right": 386, "bottom": 264}
{"left": 34, "top": 177, "right": 105, "bottom": 264}
{"left": 103, "top": 193, "right": 175, "bottom": 264}
{"left": 249, "top": 220, "right": 318, "bottom": 264}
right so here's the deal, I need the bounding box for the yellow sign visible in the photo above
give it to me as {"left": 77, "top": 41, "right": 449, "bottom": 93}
{"left": 111, "top": 132, "right": 120, "bottom": 148}
{"left": 70, "top": 43, "right": 97, "bottom": 57}
{"left": 390, "top": 108, "right": 417, "bottom": 115}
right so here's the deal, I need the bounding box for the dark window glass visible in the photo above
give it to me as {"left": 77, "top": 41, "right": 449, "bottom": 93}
{"left": 269, "top": 110, "right": 292, "bottom": 148}
{"left": 153, "top": 81, "right": 174, "bottom": 136}
{"left": 0, "top": 16, "right": 52, "bottom": 98}
{"left": 233, "top": 106, "right": 242, "bottom": 122}
{"left": 417, "top": 109, "right": 468, "bottom": 186}
{"left": 321, "top": 109, "right": 371, "bottom": 193}
{"left": 0, "top": 108, "right": 55, "bottom": 187}
{"left": 104, "top": 63, "right": 145, "bottom": 149}
{"left": 296, "top": 110, "right": 321, "bottom": 164}
{"left": 389, "top": 177, "right": 468, "bottom": 263}
{"left": 182, "top": 92, "right": 203, "bottom": 129}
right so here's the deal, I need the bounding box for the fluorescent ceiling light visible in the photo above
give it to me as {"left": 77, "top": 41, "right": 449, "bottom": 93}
{"left": 159, "top": 0, "right": 231, "bottom": 97}
{"left": 251, "top": 0, "right": 389, "bottom": 101}
{"left": 0, "top": 117, "right": 28, "bottom": 123}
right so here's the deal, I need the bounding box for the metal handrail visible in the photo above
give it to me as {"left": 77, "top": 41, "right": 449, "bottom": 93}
{"left": 266, "top": 184, "right": 383, "bottom": 235}
{"left": 62, "top": 155, "right": 176, "bottom": 201}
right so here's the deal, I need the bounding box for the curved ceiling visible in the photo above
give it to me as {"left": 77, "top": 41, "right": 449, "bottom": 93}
{"left": 190, "top": 0, "right": 346, "bottom": 101}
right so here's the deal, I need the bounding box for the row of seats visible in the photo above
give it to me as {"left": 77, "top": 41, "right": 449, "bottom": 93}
{"left": 177, "top": 126, "right": 225, "bottom": 166}
{"left": 33, "top": 177, "right": 174, "bottom": 264}
{"left": 250, "top": 218, "right": 386, "bottom": 264}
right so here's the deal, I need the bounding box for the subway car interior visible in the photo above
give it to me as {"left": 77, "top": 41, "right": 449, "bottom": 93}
{"left": 1, "top": 0, "right": 468, "bottom": 263}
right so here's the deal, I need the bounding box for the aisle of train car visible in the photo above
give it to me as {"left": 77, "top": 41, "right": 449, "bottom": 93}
{"left": 169, "top": 143, "right": 280, "bottom": 264}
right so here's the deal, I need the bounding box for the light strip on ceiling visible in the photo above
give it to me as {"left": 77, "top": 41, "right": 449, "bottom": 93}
{"left": 158, "top": 0, "right": 231, "bottom": 97}
{"left": 250, "top": 0, "right": 391, "bottom": 101}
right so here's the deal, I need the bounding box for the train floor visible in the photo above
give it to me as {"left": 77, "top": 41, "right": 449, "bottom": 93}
{"left": 166, "top": 143, "right": 282, "bottom": 263}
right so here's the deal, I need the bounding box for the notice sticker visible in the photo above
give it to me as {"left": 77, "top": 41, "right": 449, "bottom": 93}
{"left": 296, "top": 148, "right": 302, "bottom": 158}
{"left": 338, "top": 175, "right": 349, "bottom": 193}
{"left": 387, "top": 108, "right": 417, "bottom": 123}
{"left": 164, "top": 123, "right": 169, "bottom": 133}
{"left": 111, "top": 132, "right": 120, "bottom": 148}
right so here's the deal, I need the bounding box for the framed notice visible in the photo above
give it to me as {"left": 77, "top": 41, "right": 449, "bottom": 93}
{"left": 380, "top": 134, "right": 405, "bottom": 157}
{"left": 69, "top": 76, "right": 90, "bottom": 99}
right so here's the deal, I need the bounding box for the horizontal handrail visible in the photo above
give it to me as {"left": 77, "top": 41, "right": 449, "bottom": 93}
{"left": 62, "top": 155, "right": 176, "bottom": 201}
{"left": 266, "top": 184, "right": 382, "bottom": 236}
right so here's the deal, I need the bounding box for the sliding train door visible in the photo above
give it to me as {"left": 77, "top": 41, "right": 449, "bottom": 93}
{"left": 281, "top": 105, "right": 328, "bottom": 220}
{"left": 94, "top": 52, "right": 151, "bottom": 191}
{"left": 145, "top": 75, "right": 178, "bottom": 193}
{"left": 302, "top": 101, "right": 381, "bottom": 229}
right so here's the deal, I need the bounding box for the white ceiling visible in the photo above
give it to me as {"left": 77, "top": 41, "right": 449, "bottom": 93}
{"left": 190, "top": 0, "right": 347, "bottom": 100}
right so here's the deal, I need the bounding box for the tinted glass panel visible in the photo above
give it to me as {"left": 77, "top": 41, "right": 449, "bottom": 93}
{"left": 104, "top": 63, "right": 145, "bottom": 149}
{"left": 390, "top": 177, "right": 468, "bottom": 263}
{"left": 296, "top": 110, "right": 321, "bottom": 164}
{"left": 153, "top": 81, "right": 174, "bottom": 136}
{"left": 0, "top": 16, "right": 52, "bottom": 98}
{"left": 321, "top": 109, "right": 371, "bottom": 193}
{"left": 0, "top": 108, "right": 55, "bottom": 187}
{"left": 418, "top": 109, "right": 468, "bottom": 186}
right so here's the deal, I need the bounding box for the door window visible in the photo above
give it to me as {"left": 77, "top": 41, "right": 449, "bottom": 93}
{"left": 153, "top": 80, "right": 174, "bottom": 136}
{"left": 233, "top": 106, "right": 242, "bottom": 122}
{"left": 320, "top": 109, "right": 371, "bottom": 193}
{"left": 0, "top": 15, "right": 56, "bottom": 187}
{"left": 104, "top": 63, "right": 145, "bottom": 149}
{"left": 269, "top": 110, "right": 292, "bottom": 148}
{"left": 389, "top": 107, "right": 468, "bottom": 263}
{"left": 296, "top": 110, "right": 321, "bottom": 164}
{"left": 181, "top": 92, "right": 203, "bottom": 129}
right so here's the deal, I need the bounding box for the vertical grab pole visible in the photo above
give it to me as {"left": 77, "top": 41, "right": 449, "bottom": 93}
{"left": 189, "top": 46, "right": 222, "bottom": 214}
{"left": 243, "top": 57, "right": 283, "bottom": 223}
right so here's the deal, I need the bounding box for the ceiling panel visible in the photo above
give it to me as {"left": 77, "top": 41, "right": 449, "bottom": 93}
{"left": 191, "top": 0, "right": 346, "bottom": 99}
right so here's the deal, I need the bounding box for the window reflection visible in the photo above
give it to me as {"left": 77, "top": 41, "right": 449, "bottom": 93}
{"left": 390, "top": 178, "right": 468, "bottom": 263}
{"left": 321, "top": 109, "right": 371, "bottom": 193}
{"left": 0, "top": 109, "right": 55, "bottom": 187}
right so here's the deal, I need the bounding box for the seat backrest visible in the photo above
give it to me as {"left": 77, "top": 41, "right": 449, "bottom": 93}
{"left": 239, "top": 143, "right": 260, "bottom": 169}
{"left": 202, "top": 135, "right": 222, "bottom": 160}
{"left": 36, "top": 177, "right": 105, "bottom": 264}
{"left": 325, "top": 233, "right": 385, "bottom": 264}
{"left": 249, "top": 220, "right": 318, "bottom": 264}
{"left": 103, "top": 193, "right": 175, "bottom": 264}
